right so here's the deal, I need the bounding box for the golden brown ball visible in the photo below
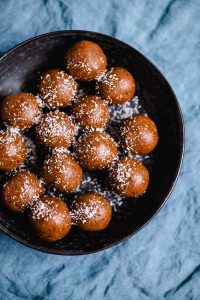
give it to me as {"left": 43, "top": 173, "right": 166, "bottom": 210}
{"left": 72, "top": 95, "right": 109, "bottom": 129}
{"left": 2, "top": 170, "right": 44, "bottom": 213}
{"left": 35, "top": 110, "right": 75, "bottom": 149}
{"left": 65, "top": 40, "right": 107, "bottom": 81}
{"left": 0, "top": 129, "right": 26, "bottom": 171}
{"left": 120, "top": 114, "right": 158, "bottom": 154}
{"left": 109, "top": 157, "right": 149, "bottom": 197}
{"left": 71, "top": 192, "right": 112, "bottom": 231}
{"left": 97, "top": 67, "right": 135, "bottom": 105}
{"left": 75, "top": 131, "right": 118, "bottom": 170}
{"left": 43, "top": 152, "right": 83, "bottom": 192}
{"left": 39, "top": 69, "right": 78, "bottom": 109}
{"left": 1, "top": 92, "right": 42, "bottom": 132}
{"left": 29, "top": 196, "right": 71, "bottom": 242}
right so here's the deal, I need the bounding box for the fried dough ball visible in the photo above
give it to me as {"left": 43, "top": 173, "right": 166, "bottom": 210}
{"left": 97, "top": 67, "right": 135, "bottom": 105}
{"left": 75, "top": 131, "right": 118, "bottom": 170}
{"left": 29, "top": 196, "right": 71, "bottom": 242}
{"left": 43, "top": 152, "right": 83, "bottom": 192}
{"left": 1, "top": 92, "right": 42, "bottom": 131}
{"left": 71, "top": 192, "right": 112, "bottom": 231}
{"left": 2, "top": 170, "right": 44, "bottom": 213}
{"left": 0, "top": 129, "right": 26, "bottom": 171}
{"left": 120, "top": 114, "right": 158, "bottom": 154}
{"left": 35, "top": 110, "right": 75, "bottom": 149}
{"left": 65, "top": 40, "right": 107, "bottom": 81}
{"left": 109, "top": 157, "right": 149, "bottom": 197}
{"left": 72, "top": 95, "right": 109, "bottom": 128}
{"left": 39, "top": 69, "right": 77, "bottom": 109}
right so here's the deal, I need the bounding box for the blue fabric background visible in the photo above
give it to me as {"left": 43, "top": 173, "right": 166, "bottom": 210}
{"left": 0, "top": 0, "right": 199, "bottom": 299}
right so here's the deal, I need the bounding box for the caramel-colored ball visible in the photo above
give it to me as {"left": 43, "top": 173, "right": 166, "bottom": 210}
{"left": 65, "top": 40, "right": 107, "bottom": 81}
{"left": 43, "top": 152, "right": 83, "bottom": 192}
{"left": 109, "top": 157, "right": 149, "bottom": 197}
{"left": 29, "top": 196, "right": 71, "bottom": 242}
{"left": 120, "top": 114, "right": 158, "bottom": 154}
{"left": 97, "top": 67, "right": 135, "bottom": 105}
{"left": 39, "top": 69, "right": 78, "bottom": 109}
{"left": 0, "top": 129, "right": 26, "bottom": 171}
{"left": 72, "top": 95, "right": 109, "bottom": 129}
{"left": 71, "top": 192, "right": 112, "bottom": 231}
{"left": 35, "top": 110, "right": 75, "bottom": 149}
{"left": 75, "top": 131, "right": 118, "bottom": 170}
{"left": 1, "top": 92, "right": 42, "bottom": 132}
{"left": 2, "top": 170, "right": 44, "bottom": 213}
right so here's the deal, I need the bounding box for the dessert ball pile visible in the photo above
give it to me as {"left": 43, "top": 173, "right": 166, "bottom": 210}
{"left": 0, "top": 40, "right": 158, "bottom": 242}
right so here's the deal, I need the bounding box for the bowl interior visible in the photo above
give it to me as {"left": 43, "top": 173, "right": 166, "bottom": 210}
{"left": 0, "top": 31, "right": 183, "bottom": 255}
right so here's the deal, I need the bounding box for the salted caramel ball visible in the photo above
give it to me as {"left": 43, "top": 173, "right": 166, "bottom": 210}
{"left": 1, "top": 92, "right": 42, "bottom": 132}
{"left": 29, "top": 196, "right": 71, "bottom": 242}
{"left": 39, "top": 69, "right": 77, "bottom": 109}
{"left": 43, "top": 152, "right": 83, "bottom": 192}
{"left": 97, "top": 67, "right": 135, "bottom": 105}
{"left": 65, "top": 40, "right": 107, "bottom": 81}
{"left": 71, "top": 192, "right": 112, "bottom": 231}
{"left": 35, "top": 110, "right": 75, "bottom": 149}
{"left": 72, "top": 95, "right": 109, "bottom": 128}
{"left": 75, "top": 131, "right": 118, "bottom": 170}
{"left": 120, "top": 115, "right": 158, "bottom": 154}
{"left": 109, "top": 157, "right": 149, "bottom": 197}
{"left": 0, "top": 129, "right": 26, "bottom": 171}
{"left": 2, "top": 170, "right": 44, "bottom": 213}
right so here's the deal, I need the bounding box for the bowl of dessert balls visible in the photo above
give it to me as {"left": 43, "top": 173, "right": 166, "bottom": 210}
{"left": 0, "top": 31, "right": 184, "bottom": 255}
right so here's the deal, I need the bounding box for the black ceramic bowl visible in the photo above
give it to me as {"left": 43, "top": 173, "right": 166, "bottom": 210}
{"left": 0, "top": 30, "right": 184, "bottom": 255}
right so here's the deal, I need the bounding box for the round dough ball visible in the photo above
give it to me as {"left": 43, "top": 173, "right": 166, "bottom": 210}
{"left": 120, "top": 114, "right": 158, "bottom": 154}
{"left": 109, "top": 157, "right": 149, "bottom": 197}
{"left": 1, "top": 92, "right": 42, "bottom": 132}
{"left": 72, "top": 95, "right": 109, "bottom": 128}
{"left": 0, "top": 129, "right": 26, "bottom": 171}
{"left": 39, "top": 69, "right": 78, "bottom": 109}
{"left": 43, "top": 152, "right": 83, "bottom": 192}
{"left": 75, "top": 131, "right": 118, "bottom": 170}
{"left": 97, "top": 67, "right": 135, "bottom": 105}
{"left": 71, "top": 192, "right": 112, "bottom": 231}
{"left": 2, "top": 170, "right": 44, "bottom": 213}
{"left": 29, "top": 196, "right": 71, "bottom": 242}
{"left": 35, "top": 110, "right": 75, "bottom": 149}
{"left": 65, "top": 40, "right": 107, "bottom": 81}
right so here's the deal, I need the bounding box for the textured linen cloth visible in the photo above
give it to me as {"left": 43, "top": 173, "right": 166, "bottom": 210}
{"left": 0, "top": 0, "right": 200, "bottom": 299}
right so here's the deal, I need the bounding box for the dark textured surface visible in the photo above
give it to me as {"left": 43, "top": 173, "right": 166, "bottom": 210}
{"left": 0, "top": 0, "right": 199, "bottom": 299}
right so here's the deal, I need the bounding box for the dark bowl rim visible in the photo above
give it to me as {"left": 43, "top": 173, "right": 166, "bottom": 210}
{"left": 0, "top": 30, "right": 185, "bottom": 256}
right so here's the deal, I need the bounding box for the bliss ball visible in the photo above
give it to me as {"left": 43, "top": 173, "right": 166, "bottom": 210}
{"left": 35, "top": 110, "right": 75, "bottom": 149}
{"left": 75, "top": 131, "right": 118, "bottom": 170}
{"left": 1, "top": 92, "right": 42, "bottom": 132}
{"left": 29, "top": 196, "right": 71, "bottom": 242}
{"left": 2, "top": 170, "right": 44, "bottom": 213}
{"left": 0, "top": 129, "right": 26, "bottom": 171}
{"left": 109, "top": 157, "right": 149, "bottom": 197}
{"left": 120, "top": 114, "right": 158, "bottom": 154}
{"left": 72, "top": 95, "right": 109, "bottom": 129}
{"left": 71, "top": 192, "right": 112, "bottom": 231}
{"left": 65, "top": 40, "right": 107, "bottom": 81}
{"left": 39, "top": 69, "right": 78, "bottom": 109}
{"left": 43, "top": 152, "right": 83, "bottom": 193}
{"left": 97, "top": 67, "right": 135, "bottom": 105}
